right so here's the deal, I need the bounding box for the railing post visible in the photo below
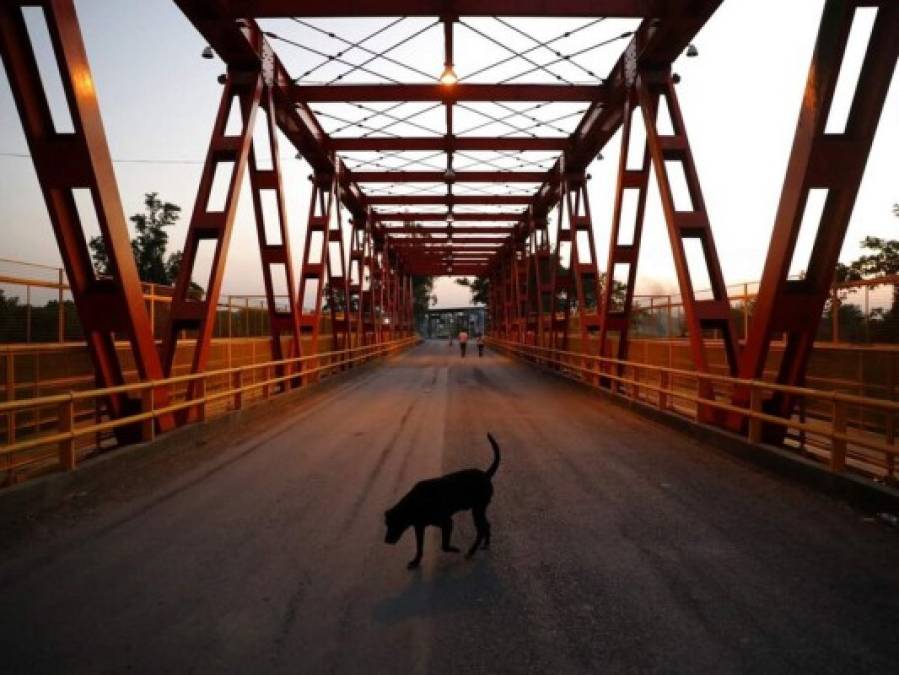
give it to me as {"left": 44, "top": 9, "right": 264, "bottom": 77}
{"left": 831, "top": 287, "right": 840, "bottom": 343}
{"left": 831, "top": 398, "right": 847, "bottom": 472}
{"left": 630, "top": 364, "right": 639, "bottom": 402}
{"left": 197, "top": 378, "right": 207, "bottom": 423}
{"left": 57, "top": 395, "right": 75, "bottom": 471}
{"left": 25, "top": 285, "right": 31, "bottom": 343}
{"left": 6, "top": 352, "right": 15, "bottom": 445}
{"left": 58, "top": 268, "right": 65, "bottom": 343}
{"left": 693, "top": 375, "right": 704, "bottom": 423}
{"left": 658, "top": 370, "right": 669, "bottom": 411}
{"left": 141, "top": 386, "right": 155, "bottom": 443}
{"left": 233, "top": 370, "right": 243, "bottom": 410}
{"left": 748, "top": 385, "right": 763, "bottom": 444}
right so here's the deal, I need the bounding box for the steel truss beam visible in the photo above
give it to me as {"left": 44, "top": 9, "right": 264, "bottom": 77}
{"left": 294, "top": 83, "right": 604, "bottom": 103}
{"left": 375, "top": 213, "right": 523, "bottom": 222}
{"left": 546, "top": 170, "right": 601, "bottom": 350}
{"left": 367, "top": 196, "right": 532, "bottom": 206}
{"left": 735, "top": 0, "right": 899, "bottom": 441}
{"left": 347, "top": 213, "right": 373, "bottom": 347}
{"left": 382, "top": 226, "right": 514, "bottom": 235}
{"left": 386, "top": 237, "right": 508, "bottom": 245}
{"left": 635, "top": 67, "right": 740, "bottom": 421}
{"left": 249, "top": 84, "right": 302, "bottom": 382}
{"left": 529, "top": 217, "right": 553, "bottom": 346}
{"left": 174, "top": 3, "right": 369, "bottom": 221}
{"left": 330, "top": 138, "right": 568, "bottom": 153}
{"left": 354, "top": 171, "right": 546, "bottom": 183}
{"left": 297, "top": 172, "right": 351, "bottom": 359}
{"left": 214, "top": 0, "right": 672, "bottom": 18}
{"left": 161, "top": 69, "right": 263, "bottom": 402}
{"left": 529, "top": 1, "right": 723, "bottom": 220}
{"left": 390, "top": 245, "right": 501, "bottom": 251}
{"left": 599, "top": 86, "right": 651, "bottom": 373}
{"left": 0, "top": 0, "right": 171, "bottom": 443}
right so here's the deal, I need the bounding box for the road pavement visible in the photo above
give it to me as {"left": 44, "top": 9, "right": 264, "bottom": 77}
{"left": 2, "top": 339, "right": 899, "bottom": 674}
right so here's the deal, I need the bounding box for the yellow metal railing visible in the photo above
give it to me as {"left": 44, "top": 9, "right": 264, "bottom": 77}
{"left": 487, "top": 337, "right": 898, "bottom": 482}
{"left": 0, "top": 337, "right": 419, "bottom": 480}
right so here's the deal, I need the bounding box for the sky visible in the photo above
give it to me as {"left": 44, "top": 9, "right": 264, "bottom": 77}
{"left": 0, "top": 0, "right": 896, "bottom": 309}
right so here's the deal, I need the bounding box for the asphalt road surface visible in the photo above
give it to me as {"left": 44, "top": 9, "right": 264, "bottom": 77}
{"left": 2, "top": 340, "right": 899, "bottom": 674}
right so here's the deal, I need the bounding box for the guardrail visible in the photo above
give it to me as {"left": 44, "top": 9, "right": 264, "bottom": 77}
{"left": 0, "top": 336, "right": 419, "bottom": 482}
{"left": 487, "top": 337, "right": 898, "bottom": 483}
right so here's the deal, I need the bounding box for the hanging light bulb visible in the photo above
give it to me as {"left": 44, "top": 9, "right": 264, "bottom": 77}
{"left": 439, "top": 63, "right": 458, "bottom": 85}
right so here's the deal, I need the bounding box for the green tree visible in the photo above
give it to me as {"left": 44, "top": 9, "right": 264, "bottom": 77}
{"left": 455, "top": 276, "right": 489, "bottom": 305}
{"left": 413, "top": 276, "right": 436, "bottom": 326}
{"left": 848, "top": 236, "right": 899, "bottom": 278}
{"left": 834, "top": 204, "right": 899, "bottom": 340}
{"left": 90, "top": 192, "right": 188, "bottom": 286}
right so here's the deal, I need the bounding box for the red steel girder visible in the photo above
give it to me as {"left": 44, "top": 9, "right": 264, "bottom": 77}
{"left": 162, "top": 70, "right": 263, "bottom": 395}
{"left": 375, "top": 212, "right": 523, "bottom": 222}
{"left": 598, "top": 86, "right": 651, "bottom": 371}
{"left": 294, "top": 83, "right": 604, "bottom": 103}
{"left": 347, "top": 213, "right": 372, "bottom": 347}
{"left": 381, "top": 226, "right": 514, "bottom": 235}
{"left": 636, "top": 67, "right": 740, "bottom": 422}
{"left": 329, "top": 138, "right": 568, "bottom": 153}
{"left": 0, "top": 0, "right": 171, "bottom": 441}
{"left": 355, "top": 171, "right": 546, "bottom": 183}
{"left": 174, "top": 3, "right": 369, "bottom": 221}
{"left": 734, "top": 0, "right": 899, "bottom": 441}
{"left": 529, "top": 1, "right": 724, "bottom": 221}
{"left": 367, "top": 195, "right": 532, "bottom": 206}
{"left": 297, "top": 173, "right": 353, "bottom": 354}
{"left": 215, "top": 0, "right": 672, "bottom": 18}
{"left": 395, "top": 249, "right": 501, "bottom": 256}
{"left": 248, "top": 84, "right": 303, "bottom": 381}
{"left": 386, "top": 236, "right": 508, "bottom": 245}
{"left": 545, "top": 171, "right": 601, "bottom": 350}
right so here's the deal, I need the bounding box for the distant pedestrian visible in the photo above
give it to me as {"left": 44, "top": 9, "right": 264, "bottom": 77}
{"left": 458, "top": 329, "right": 469, "bottom": 358}
{"left": 448, "top": 333, "right": 453, "bottom": 348}
{"left": 476, "top": 334, "right": 484, "bottom": 358}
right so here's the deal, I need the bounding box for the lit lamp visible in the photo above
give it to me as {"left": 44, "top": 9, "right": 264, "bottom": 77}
{"left": 439, "top": 63, "right": 458, "bottom": 85}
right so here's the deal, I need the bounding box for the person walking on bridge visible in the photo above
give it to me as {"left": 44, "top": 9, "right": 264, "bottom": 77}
{"left": 458, "top": 329, "right": 469, "bottom": 358}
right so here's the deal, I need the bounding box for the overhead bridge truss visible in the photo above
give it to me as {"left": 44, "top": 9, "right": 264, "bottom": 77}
{"left": 1, "top": 0, "right": 895, "bottom": 443}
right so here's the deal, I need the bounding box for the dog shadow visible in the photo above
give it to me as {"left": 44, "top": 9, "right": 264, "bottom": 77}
{"left": 372, "top": 555, "right": 505, "bottom": 624}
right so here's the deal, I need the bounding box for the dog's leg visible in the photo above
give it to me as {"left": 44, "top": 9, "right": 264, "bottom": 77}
{"left": 481, "top": 511, "right": 491, "bottom": 549}
{"left": 441, "top": 518, "right": 460, "bottom": 553}
{"left": 408, "top": 524, "right": 425, "bottom": 569}
{"left": 466, "top": 506, "right": 487, "bottom": 558}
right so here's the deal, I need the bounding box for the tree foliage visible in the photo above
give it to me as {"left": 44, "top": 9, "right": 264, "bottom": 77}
{"left": 90, "top": 192, "right": 191, "bottom": 287}
{"left": 824, "top": 206, "right": 899, "bottom": 341}
{"left": 413, "top": 276, "right": 437, "bottom": 324}
{"left": 455, "top": 276, "right": 489, "bottom": 305}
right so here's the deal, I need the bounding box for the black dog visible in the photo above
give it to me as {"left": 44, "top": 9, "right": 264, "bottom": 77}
{"left": 384, "top": 433, "right": 500, "bottom": 569}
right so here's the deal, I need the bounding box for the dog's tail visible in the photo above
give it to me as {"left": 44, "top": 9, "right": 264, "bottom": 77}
{"left": 485, "top": 433, "right": 501, "bottom": 479}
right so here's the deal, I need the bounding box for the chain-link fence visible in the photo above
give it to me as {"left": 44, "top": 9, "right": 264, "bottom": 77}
{"left": 631, "top": 275, "right": 899, "bottom": 345}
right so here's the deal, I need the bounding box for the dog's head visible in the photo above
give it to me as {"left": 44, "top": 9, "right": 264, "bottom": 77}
{"left": 383, "top": 507, "right": 406, "bottom": 545}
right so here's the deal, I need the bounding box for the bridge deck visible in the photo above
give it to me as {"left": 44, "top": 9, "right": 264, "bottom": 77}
{"left": 2, "top": 340, "right": 898, "bottom": 674}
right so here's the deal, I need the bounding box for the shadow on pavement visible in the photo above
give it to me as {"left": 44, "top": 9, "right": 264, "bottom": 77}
{"left": 373, "top": 556, "right": 504, "bottom": 624}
